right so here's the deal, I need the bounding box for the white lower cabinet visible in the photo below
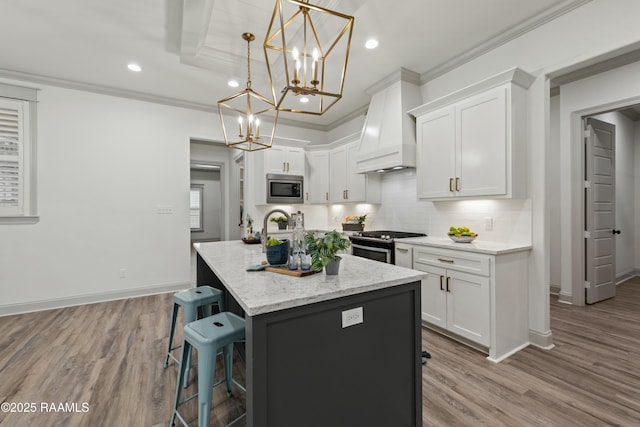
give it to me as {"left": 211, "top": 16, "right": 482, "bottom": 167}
{"left": 412, "top": 245, "right": 529, "bottom": 362}
{"left": 415, "top": 250, "right": 490, "bottom": 347}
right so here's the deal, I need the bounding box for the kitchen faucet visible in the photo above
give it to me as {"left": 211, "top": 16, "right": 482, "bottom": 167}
{"left": 262, "top": 209, "right": 291, "bottom": 252}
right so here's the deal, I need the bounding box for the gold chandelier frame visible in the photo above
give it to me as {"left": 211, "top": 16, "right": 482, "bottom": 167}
{"left": 263, "top": 0, "right": 354, "bottom": 115}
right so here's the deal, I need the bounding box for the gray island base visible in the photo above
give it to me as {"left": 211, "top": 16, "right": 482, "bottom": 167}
{"left": 194, "top": 241, "right": 426, "bottom": 427}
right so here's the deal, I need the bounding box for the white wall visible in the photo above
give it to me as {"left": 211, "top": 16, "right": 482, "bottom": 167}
{"left": 0, "top": 80, "right": 222, "bottom": 314}
{"left": 0, "top": 75, "right": 332, "bottom": 314}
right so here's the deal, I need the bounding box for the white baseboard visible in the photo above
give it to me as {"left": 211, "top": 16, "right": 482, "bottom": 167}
{"left": 558, "top": 291, "right": 573, "bottom": 304}
{"left": 0, "top": 282, "right": 192, "bottom": 317}
{"left": 486, "top": 342, "right": 531, "bottom": 363}
{"left": 549, "top": 284, "right": 561, "bottom": 295}
{"left": 528, "top": 329, "right": 555, "bottom": 350}
{"left": 617, "top": 269, "right": 640, "bottom": 284}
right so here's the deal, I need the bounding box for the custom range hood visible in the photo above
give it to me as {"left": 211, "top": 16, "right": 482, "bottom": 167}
{"left": 355, "top": 68, "right": 423, "bottom": 173}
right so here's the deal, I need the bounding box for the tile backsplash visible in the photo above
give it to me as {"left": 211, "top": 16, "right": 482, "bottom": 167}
{"left": 372, "top": 169, "right": 531, "bottom": 244}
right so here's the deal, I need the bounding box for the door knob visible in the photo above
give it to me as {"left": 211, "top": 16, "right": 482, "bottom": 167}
{"left": 612, "top": 229, "right": 621, "bottom": 235}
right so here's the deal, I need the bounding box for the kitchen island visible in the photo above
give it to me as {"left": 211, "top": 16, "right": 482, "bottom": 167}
{"left": 194, "top": 240, "right": 426, "bottom": 427}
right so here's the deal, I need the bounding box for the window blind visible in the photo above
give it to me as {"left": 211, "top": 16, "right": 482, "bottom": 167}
{"left": 190, "top": 187, "right": 203, "bottom": 230}
{"left": 0, "top": 100, "right": 23, "bottom": 213}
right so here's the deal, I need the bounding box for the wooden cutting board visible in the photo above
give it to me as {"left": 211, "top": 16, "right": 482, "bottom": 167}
{"left": 265, "top": 266, "right": 318, "bottom": 277}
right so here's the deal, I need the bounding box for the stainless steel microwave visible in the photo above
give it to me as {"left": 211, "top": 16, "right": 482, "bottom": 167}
{"left": 266, "top": 174, "right": 304, "bottom": 204}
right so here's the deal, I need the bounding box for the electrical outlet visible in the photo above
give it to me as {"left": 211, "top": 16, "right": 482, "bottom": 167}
{"left": 342, "top": 307, "right": 363, "bottom": 328}
{"left": 119, "top": 269, "right": 127, "bottom": 278}
{"left": 484, "top": 217, "right": 493, "bottom": 231}
{"left": 156, "top": 205, "right": 173, "bottom": 214}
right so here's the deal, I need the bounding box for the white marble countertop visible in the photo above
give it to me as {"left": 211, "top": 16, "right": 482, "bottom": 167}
{"left": 194, "top": 241, "right": 426, "bottom": 316}
{"left": 397, "top": 236, "right": 532, "bottom": 255}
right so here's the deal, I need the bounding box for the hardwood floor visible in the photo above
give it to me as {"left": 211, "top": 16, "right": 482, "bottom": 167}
{"left": 0, "top": 279, "right": 638, "bottom": 426}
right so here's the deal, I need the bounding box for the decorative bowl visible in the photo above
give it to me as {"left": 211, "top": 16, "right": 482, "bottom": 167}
{"left": 242, "top": 237, "right": 261, "bottom": 245}
{"left": 448, "top": 234, "right": 477, "bottom": 243}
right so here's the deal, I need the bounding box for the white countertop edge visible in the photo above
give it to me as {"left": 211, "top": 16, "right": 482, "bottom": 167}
{"left": 398, "top": 236, "right": 532, "bottom": 255}
{"left": 246, "top": 274, "right": 427, "bottom": 316}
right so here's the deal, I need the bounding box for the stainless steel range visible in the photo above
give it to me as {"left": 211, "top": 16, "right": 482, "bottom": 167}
{"left": 349, "top": 230, "right": 426, "bottom": 264}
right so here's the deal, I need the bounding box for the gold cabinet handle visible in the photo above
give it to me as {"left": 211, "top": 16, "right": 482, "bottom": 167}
{"left": 455, "top": 177, "right": 460, "bottom": 192}
{"left": 306, "top": 192, "right": 309, "bottom": 201}
{"left": 437, "top": 258, "right": 454, "bottom": 264}
{"left": 446, "top": 276, "right": 451, "bottom": 292}
{"left": 439, "top": 275, "right": 444, "bottom": 291}
{"left": 449, "top": 178, "right": 453, "bottom": 192}
{"left": 326, "top": 192, "right": 328, "bottom": 201}
{"left": 397, "top": 248, "right": 409, "bottom": 253}
{"left": 287, "top": 162, "right": 290, "bottom": 172}
{"left": 346, "top": 189, "right": 349, "bottom": 199}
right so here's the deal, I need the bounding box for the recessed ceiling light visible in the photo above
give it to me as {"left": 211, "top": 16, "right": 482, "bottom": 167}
{"left": 228, "top": 80, "right": 239, "bottom": 88}
{"left": 365, "top": 39, "right": 379, "bottom": 49}
{"left": 300, "top": 97, "right": 309, "bottom": 103}
{"left": 127, "top": 63, "right": 142, "bottom": 72}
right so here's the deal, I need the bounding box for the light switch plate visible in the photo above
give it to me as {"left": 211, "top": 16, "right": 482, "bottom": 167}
{"left": 484, "top": 217, "right": 493, "bottom": 231}
{"left": 342, "top": 307, "right": 363, "bottom": 328}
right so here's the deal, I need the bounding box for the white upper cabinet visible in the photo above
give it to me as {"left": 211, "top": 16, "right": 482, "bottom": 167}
{"left": 330, "top": 142, "right": 380, "bottom": 203}
{"left": 410, "top": 68, "right": 534, "bottom": 200}
{"left": 305, "top": 150, "right": 330, "bottom": 204}
{"left": 265, "top": 146, "right": 305, "bottom": 175}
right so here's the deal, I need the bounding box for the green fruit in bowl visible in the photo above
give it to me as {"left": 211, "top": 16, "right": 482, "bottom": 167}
{"left": 448, "top": 226, "right": 477, "bottom": 237}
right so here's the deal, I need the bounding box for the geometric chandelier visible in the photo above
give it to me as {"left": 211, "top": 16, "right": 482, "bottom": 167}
{"left": 264, "top": 0, "right": 354, "bottom": 115}
{"left": 218, "top": 32, "right": 279, "bottom": 151}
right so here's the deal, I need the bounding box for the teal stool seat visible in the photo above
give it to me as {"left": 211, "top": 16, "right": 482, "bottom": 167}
{"left": 164, "top": 286, "right": 224, "bottom": 388}
{"left": 170, "top": 312, "right": 246, "bottom": 427}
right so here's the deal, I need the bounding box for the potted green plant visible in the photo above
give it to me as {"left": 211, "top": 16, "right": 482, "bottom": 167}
{"left": 342, "top": 213, "right": 367, "bottom": 231}
{"left": 304, "top": 230, "right": 351, "bottom": 275}
{"left": 270, "top": 216, "right": 289, "bottom": 230}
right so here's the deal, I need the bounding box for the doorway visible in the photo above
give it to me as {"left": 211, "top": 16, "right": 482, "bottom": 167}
{"left": 190, "top": 163, "right": 223, "bottom": 242}
{"left": 581, "top": 106, "right": 640, "bottom": 304}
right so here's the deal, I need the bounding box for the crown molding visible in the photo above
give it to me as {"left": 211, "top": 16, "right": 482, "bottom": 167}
{"left": 366, "top": 68, "right": 421, "bottom": 95}
{"left": 420, "top": 0, "right": 592, "bottom": 83}
{"left": 0, "top": 67, "right": 218, "bottom": 112}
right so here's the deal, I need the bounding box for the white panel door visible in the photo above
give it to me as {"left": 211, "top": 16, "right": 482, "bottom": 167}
{"left": 446, "top": 270, "right": 490, "bottom": 346}
{"left": 585, "top": 117, "right": 616, "bottom": 304}
{"left": 416, "top": 107, "right": 456, "bottom": 199}
{"left": 456, "top": 87, "right": 507, "bottom": 197}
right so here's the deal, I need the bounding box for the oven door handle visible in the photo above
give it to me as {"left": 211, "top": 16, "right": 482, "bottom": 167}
{"left": 351, "top": 244, "right": 391, "bottom": 254}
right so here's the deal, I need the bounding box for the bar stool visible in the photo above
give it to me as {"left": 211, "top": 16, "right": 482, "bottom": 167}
{"left": 170, "top": 312, "right": 246, "bottom": 427}
{"left": 164, "top": 286, "right": 224, "bottom": 388}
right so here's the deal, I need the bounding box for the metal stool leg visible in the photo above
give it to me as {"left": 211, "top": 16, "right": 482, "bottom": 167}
{"left": 196, "top": 345, "right": 217, "bottom": 427}
{"left": 182, "top": 304, "right": 198, "bottom": 389}
{"left": 170, "top": 342, "right": 191, "bottom": 427}
{"left": 164, "top": 303, "right": 180, "bottom": 368}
